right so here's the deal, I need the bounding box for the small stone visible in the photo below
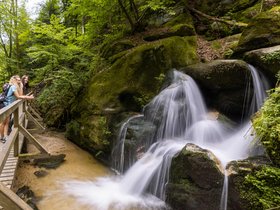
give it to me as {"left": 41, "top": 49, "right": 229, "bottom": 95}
{"left": 34, "top": 170, "right": 48, "bottom": 178}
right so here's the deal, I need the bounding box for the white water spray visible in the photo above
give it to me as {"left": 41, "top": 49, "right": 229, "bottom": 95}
{"left": 61, "top": 67, "right": 269, "bottom": 210}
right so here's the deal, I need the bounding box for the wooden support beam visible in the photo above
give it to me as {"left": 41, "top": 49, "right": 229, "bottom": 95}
{"left": 18, "top": 125, "right": 48, "bottom": 155}
{"left": 27, "top": 106, "right": 43, "bottom": 122}
{"left": 25, "top": 111, "right": 45, "bottom": 131}
{"left": 18, "top": 153, "right": 50, "bottom": 160}
{"left": 0, "top": 182, "right": 32, "bottom": 210}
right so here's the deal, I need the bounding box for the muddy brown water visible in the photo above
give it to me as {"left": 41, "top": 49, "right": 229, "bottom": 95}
{"left": 13, "top": 131, "right": 111, "bottom": 210}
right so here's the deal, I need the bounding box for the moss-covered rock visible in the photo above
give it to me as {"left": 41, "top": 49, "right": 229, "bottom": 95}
{"left": 244, "top": 45, "right": 280, "bottom": 82}
{"left": 83, "top": 36, "right": 198, "bottom": 114}
{"left": 233, "top": 7, "right": 280, "bottom": 56}
{"left": 73, "top": 36, "right": 199, "bottom": 161}
{"left": 166, "top": 144, "right": 224, "bottom": 210}
{"left": 180, "top": 59, "right": 252, "bottom": 117}
{"left": 143, "top": 24, "right": 195, "bottom": 41}
{"left": 100, "top": 39, "right": 135, "bottom": 60}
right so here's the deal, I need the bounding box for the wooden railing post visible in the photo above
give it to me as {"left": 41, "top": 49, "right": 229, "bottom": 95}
{"left": 14, "top": 107, "right": 19, "bottom": 157}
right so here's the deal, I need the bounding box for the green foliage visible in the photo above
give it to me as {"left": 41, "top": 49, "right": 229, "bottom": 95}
{"left": 261, "top": 50, "right": 280, "bottom": 64}
{"left": 28, "top": 16, "right": 92, "bottom": 127}
{"left": 140, "top": 0, "right": 175, "bottom": 14}
{"left": 65, "top": 0, "right": 124, "bottom": 45}
{"left": 97, "top": 116, "right": 111, "bottom": 142}
{"left": 65, "top": 120, "right": 80, "bottom": 140}
{"left": 38, "top": 0, "right": 61, "bottom": 24}
{"left": 0, "top": 0, "right": 32, "bottom": 75}
{"left": 241, "top": 166, "right": 280, "bottom": 210}
{"left": 253, "top": 85, "right": 280, "bottom": 166}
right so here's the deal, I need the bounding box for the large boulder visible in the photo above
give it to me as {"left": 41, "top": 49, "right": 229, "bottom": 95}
{"left": 244, "top": 45, "right": 280, "bottom": 82}
{"left": 166, "top": 144, "right": 224, "bottom": 210}
{"left": 68, "top": 36, "right": 199, "bottom": 161}
{"left": 233, "top": 7, "right": 280, "bottom": 56}
{"left": 180, "top": 60, "right": 252, "bottom": 118}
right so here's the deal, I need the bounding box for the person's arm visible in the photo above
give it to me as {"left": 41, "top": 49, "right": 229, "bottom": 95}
{"left": 14, "top": 90, "right": 34, "bottom": 99}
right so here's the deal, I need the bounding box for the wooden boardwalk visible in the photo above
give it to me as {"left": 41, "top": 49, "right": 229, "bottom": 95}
{"left": 0, "top": 138, "right": 23, "bottom": 189}
{"left": 0, "top": 100, "right": 48, "bottom": 209}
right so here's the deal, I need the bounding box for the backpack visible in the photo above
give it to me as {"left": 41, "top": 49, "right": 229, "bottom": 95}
{"left": 0, "top": 83, "right": 11, "bottom": 109}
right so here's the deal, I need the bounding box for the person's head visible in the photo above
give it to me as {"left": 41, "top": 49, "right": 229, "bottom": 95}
{"left": 10, "top": 75, "right": 21, "bottom": 86}
{"left": 21, "top": 75, "right": 29, "bottom": 84}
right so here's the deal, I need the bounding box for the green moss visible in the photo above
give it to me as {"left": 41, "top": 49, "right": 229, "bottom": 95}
{"left": 226, "top": 2, "right": 261, "bottom": 23}
{"left": 84, "top": 36, "right": 198, "bottom": 113}
{"left": 211, "top": 40, "right": 222, "bottom": 50}
{"left": 240, "top": 166, "right": 280, "bottom": 210}
{"left": 260, "top": 50, "right": 280, "bottom": 64}
{"left": 65, "top": 120, "right": 80, "bottom": 140}
{"left": 87, "top": 116, "right": 110, "bottom": 147}
{"left": 74, "top": 36, "right": 198, "bottom": 157}
{"left": 169, "top": 24, "right": 195, "bottom": 36}
{"left": 164, "top": 13, "right": 193, "bottom": 27}
{"left": 253, "top": 86, "right": 280, "bottom": 166}
{"left": 236, "top": 7, "right": 280, "bottom": 53}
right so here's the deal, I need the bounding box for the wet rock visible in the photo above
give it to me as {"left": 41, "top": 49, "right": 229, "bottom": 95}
{"left": 16, "top": 186, "right": 39, "bottom": 210}
{"left": 166, "top": 144, "right": 224, "bottom": 210}
{"left": 233, "top": 7, "right": 280, "bottom": 56}
{"left": 34, "top": 170, "right": 48, "bottom": 178}
{"left": 143, "top": 24, "right": 195, "bottom": 41}
{"left": 244, "top": 45, "right": 280, "bottom": 83}
{"left": 181, "top": 59, "right": 252, "bottom": 117}
{"left": 33, "top": 154, "right": 66, "bottom": 169}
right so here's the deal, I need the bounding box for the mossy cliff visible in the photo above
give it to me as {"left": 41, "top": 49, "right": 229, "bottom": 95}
{"left": 67, "top": 36, "right": 199, "bottom": 162}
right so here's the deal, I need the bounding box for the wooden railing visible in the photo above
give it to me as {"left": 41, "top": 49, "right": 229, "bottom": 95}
{"left": 0, "top": 98, "right": 49, "bottom": 210}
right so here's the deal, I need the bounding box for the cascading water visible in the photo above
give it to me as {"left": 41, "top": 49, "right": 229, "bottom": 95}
{"left": 217, "top": 64, "right": 269, "bottom": 210}
{"left": 61, "top": 66, "right": 269, "bottom": 210}
{"left": 111, "top": 114, "right": 144, "bottom": 174}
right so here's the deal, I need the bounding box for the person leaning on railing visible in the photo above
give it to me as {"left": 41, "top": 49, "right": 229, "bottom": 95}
{"left": 0, "top": 75, "right": 34, "bottom": 143}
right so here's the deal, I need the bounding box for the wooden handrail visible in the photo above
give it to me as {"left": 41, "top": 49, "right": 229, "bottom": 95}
{"left": 0, "top": 100, "right": 22, "bottom": 122}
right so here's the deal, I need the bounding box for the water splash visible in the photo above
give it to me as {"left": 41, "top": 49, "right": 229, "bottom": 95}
{"left": 62, "top": 68, "right": 269, "bottom": 210}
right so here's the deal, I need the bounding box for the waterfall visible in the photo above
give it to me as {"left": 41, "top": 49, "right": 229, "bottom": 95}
{"left": 217, "top": 64, "right": 269, "bottom": 210}
{"left": 111, "top": 114, "right": 143, "bottom": 174}
{"left": 61, "top": 67, "right": 270, "bottom": 210}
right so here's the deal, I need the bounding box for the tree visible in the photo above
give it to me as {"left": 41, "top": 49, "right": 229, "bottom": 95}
{"left": 27, "top": 15, "right": 92, "bottom": 126}
{"left": 37, "top": 0, "right": 60, "bottom": 24}
{"left": 0, "top": 0, "right": 30, "bottom": 76}
{"left": 117, "top": 0, "right": 175, "bottom": 33}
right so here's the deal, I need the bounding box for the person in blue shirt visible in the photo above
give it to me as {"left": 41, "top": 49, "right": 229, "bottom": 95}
{"left": 0, "top": 75, "right": 34, "bottom": 143}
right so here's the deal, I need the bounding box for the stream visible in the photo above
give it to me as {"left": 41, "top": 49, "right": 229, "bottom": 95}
{"left": 13, "top": 131, "right": 111, "bottom": 210}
